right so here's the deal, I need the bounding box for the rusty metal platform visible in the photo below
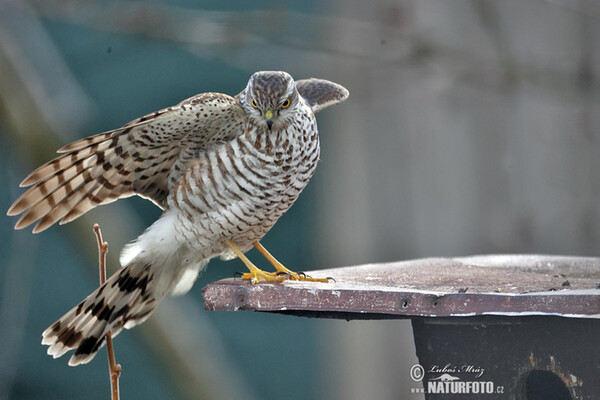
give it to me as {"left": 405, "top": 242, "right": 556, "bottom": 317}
{"left": 203, "top": 254, "right": 600, "bottom": 399}
{"left": 202, "top": 254, "right": 600, "bottom": 319}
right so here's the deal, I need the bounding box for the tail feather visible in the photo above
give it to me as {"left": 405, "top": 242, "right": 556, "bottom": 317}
{"left": 41, "top": 209, "right": 200, "bottom": 366}
{"left": 42, "top": 261, "right": 160, "bottom": 366}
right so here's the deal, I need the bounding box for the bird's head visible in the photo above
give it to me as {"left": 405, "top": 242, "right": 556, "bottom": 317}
{"left": 242, "top": 71, "right": 301, "bottom": 131}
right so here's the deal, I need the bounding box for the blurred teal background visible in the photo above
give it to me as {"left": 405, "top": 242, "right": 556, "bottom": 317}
{"left": 2, "top": 1, "right": 600, "bottom": 399}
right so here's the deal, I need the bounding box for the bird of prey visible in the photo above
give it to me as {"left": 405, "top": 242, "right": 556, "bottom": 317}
{"left": 7, "top": 71, "right": 349, "bottom": 366}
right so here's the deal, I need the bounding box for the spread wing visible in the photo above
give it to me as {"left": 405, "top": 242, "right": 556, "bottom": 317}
{"left": 8, "top": 92, "right": 246, "bottom": 233}
{"left": 295, "top": 78, "right": 349, "bottom": 113}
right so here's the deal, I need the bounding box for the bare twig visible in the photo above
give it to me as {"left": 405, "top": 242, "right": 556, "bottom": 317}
{"left": 93, "top": 224, "right": 121, "bottom": 400}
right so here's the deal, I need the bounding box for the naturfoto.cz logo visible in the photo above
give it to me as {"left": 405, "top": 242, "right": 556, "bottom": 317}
{"left": 410, "top": 363, "right": 505, "bottom": 395}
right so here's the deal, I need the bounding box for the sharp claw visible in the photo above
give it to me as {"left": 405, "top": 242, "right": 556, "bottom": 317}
{"left": 233, "top": 271, "right": 244, "bottom": 279}
{"left": 326, "top": 276, "right": 336, "bottom": 283}
{"left": 275, "top": 271, "right": 291, "bottom": 277}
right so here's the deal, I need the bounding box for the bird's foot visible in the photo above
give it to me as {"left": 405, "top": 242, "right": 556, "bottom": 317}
{"left": 227, "top": 240, "right": 333, "bottom": 284}
{"left": 235, "top": 269, "right": 288, "bottom": 284}
{"left": 236, "top": 270, "right": 329, "bottom": 284}
{"left": 251, "top": 241, "right": 330, "bottom": 282}
{"left": 274, "top": 270, "right": 330, "bottom": 283}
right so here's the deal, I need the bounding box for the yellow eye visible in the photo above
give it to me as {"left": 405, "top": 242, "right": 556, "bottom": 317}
{"left": 251, "top": 99, "right": 258, "bottom": 109}
{"left": 281, "top": 98, "right": 291, "bottom": 109}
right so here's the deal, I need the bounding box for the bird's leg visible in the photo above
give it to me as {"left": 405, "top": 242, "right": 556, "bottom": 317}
{"left": 252, "top": 241, "right": 329, "bottom": 283}
{"left": 227, "top": 240, "right": 289, "bottom": 284}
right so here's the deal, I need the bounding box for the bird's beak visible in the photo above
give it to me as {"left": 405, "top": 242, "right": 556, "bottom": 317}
{"left": 264, "top": 110, "right": 275, "bottom": 130}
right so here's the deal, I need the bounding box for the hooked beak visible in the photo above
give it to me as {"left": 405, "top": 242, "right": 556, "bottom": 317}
{"left": 264, "top": 110, "right": 275, "bottom": 130}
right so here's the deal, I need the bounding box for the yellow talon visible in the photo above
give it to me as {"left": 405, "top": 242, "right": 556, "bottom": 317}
{"left": 238, "top": 270, "right": 290, "bottom": 284}
{"left": 252, "top": 241, "right": 329, "bottom": 283}
{"left": 226, "top": 240, "right": 330, "bottom": 283}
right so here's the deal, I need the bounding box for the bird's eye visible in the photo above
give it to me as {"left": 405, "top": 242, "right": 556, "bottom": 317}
{"left": 251, "top": 99, "right": 258, "bottom": 109}
{"left": 281, "top": 98, "right": 291, "bottom": 109}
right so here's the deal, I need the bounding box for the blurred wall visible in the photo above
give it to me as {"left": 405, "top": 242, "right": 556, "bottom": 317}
{"left": 314, "top": 1, "right": 600, "bottom": 399}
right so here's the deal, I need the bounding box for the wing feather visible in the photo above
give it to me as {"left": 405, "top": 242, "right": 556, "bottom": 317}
{"left": 35, "top": 178, "right": 99, "bottom": 233}
{"left": 295, "top": 78, "right": 349, "bottom": 113}
{"left": 8, "top": 92, "right": 246, "bottom": 232}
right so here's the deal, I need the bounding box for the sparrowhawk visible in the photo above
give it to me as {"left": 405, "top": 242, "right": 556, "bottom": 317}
{"left": 7, "top": 71, "right": 349, "bottom": 366}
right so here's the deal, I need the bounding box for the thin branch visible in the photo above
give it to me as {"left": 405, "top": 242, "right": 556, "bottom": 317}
{"left": 93, "top": 224, "right": 121, "bottom": 400}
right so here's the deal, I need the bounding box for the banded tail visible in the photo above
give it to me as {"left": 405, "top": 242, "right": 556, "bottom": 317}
{"left": 41, "top": 210, "right": 200, "bottom": 366}
{"left": 42, "top": 260, "right": 159, "bottom": 366}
